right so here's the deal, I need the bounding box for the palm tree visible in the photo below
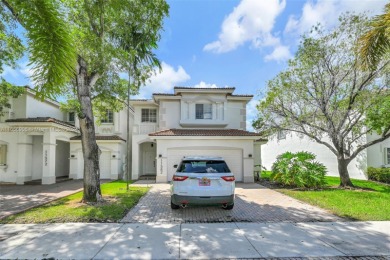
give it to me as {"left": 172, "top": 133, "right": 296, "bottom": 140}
{"left": 359, "top": 3, "right": 390, "bottom": 69}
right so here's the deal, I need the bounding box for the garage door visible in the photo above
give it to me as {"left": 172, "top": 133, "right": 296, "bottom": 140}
{"left": 100, "top": 151, "right": 111, "bottom": 179}
{"left": 167, "top": 148, "right": 243, "bottom": 181}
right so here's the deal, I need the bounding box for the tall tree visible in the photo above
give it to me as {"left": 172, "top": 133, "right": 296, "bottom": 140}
{"left": 254, "top": 14, "right": 390, "bottom": 187}
{"left": 359, "top": 3, "right": 390, "bottom": 69}
{"left": 2, "top": 0, "right": 169, "bottom": 202}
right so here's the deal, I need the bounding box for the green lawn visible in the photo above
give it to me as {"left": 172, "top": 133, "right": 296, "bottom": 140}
{"left": 260, "top": 171, "right": 390, "bottom": 221}
{"left": 0, "top": 181, "right": 149, "bottom": 224}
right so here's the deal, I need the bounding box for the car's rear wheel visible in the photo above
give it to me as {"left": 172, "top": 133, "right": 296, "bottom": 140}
{"left": 223, "top": 203, "right": 234, "bottom": 210}
{"left": 171, "top": 200, "right": 180, "bottom": 209}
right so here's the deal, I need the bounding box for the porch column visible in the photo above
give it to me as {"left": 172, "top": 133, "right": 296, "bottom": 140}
{"left": 42, "top": 131, "right": 56, "bottom": 184}
{"left": 131, "top": 140, "right": 139, "bottom": 180}
{"left": 243, "top": 144, "right": 255, "bottom": 183}
{"left": 156, "top": 156, "right": 167, "bottom": 183}
{"left": 16, "top": 134, "right": 33, "bottom": 185}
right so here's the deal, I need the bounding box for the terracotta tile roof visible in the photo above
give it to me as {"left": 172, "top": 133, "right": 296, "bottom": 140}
{"left": 6, "top": 117, "right": 77, "bottom": 130}
{"left": 149, "top": 128, "right": 262, "bottom": 137}
{"left": 70, "top": 135, "right": 125, "bottom": 141}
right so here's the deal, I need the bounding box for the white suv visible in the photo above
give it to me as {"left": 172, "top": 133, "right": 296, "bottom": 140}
{"left": 170, "top": 156, "right": 235, "bottom": 210}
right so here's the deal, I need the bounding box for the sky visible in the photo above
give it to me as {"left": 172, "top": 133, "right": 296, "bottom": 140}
{"left": 1, "top": 0, "right": 388, "bottom": 130}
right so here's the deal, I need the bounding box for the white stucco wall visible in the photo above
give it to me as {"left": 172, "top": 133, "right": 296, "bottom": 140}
{"left": 152, "top": 137, "right": 255, "bottom": 183}
{"left": 261, "top": 132, "right": 367, "bottom": 180}
{"left": 26, "top": 94, "right": 64, "bottom": 120}
{"left": 69, "top": 141, "right": 124, "bottom": 180}
{"left": 160, "top": 100, "right": 180, "bottom": 129}
{"left": 0, "top": 124, "right": 76, "bottom": 184}
{"left": 366, "top": 133, "right": 390, "bottom": 168}
{"left": 0, "top": 132, "right": 18, "bottom": 182}
{"left": 227, "top": 101, "right": 246, "bottom": 129}
{"left": 32, "top": 136, "right": 43, "bottom": 180}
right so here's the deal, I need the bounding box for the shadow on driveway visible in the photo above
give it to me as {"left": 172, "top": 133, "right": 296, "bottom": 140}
{"left": 122, "top": 182, "right": 343, "bottom": 223}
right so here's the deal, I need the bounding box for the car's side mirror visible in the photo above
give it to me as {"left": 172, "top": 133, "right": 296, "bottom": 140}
{"left": 173, "top": 164, "right": 178, "bottom": 168}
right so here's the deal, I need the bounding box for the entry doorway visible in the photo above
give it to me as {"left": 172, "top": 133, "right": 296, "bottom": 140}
{"left": 139, "top": 142, "right": 157, "bottom": 177}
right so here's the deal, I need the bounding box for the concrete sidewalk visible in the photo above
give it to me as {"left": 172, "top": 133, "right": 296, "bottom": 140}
{"left": 1, "top": 221, "right": 389, "bottom": 259}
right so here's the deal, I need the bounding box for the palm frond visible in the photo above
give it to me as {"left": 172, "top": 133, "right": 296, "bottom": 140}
{"left": 359, "top": 3, "right": 390, "bottom": 69}
{"left": 6, "top": 0, "right": 77, "bottom": 98}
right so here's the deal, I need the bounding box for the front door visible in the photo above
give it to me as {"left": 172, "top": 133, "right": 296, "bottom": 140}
{"left": 143, "top": 151, "right": 156, "bottom": 175}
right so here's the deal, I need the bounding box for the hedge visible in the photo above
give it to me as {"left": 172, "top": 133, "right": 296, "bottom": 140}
{"left": 367, "top": 167, "right": 390, "bottom": 184}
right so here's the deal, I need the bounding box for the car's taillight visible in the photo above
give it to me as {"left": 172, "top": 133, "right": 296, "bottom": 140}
{"left": 221, "top": 176, "right": 235, "bottom": 182}
{"left": 172, "top": 175, "right": 188, "bottom": 181}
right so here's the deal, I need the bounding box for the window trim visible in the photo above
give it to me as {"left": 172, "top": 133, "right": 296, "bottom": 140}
{"left": 68, "top": 112, "right": 75, "bottom": 122}
{"left": 385, "top": 147, "right": 390, "bottom": 165}
{"left": 101, "top": 110, "right": 114, "bottom": 124}
{"left": 141, "top": 108, "right": 157, "bottom": 123}
{"left": 195, "top": 103, "right": 212, "bottom": 120}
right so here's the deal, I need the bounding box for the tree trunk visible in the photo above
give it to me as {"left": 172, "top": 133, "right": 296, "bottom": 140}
{"left": 337, "top": 158, "right": 354, "bottom": 188}
{"left": 76, "top": 56, "right": 102, "bottom": 202}
{"left": 125, "top": 79, "right": 132, "bottom": 189}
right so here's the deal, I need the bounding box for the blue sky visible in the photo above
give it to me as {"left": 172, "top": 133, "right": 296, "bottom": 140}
{"left": 1, "top": 0, "right": 387, "bottom": 129}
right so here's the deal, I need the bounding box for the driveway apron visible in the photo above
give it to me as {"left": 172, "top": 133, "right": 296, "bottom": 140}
{"left": 121, "top": 182, "right": 342, "bottom": 223}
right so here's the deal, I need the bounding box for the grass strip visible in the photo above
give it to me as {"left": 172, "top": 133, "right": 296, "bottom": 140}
{"left": 1, "top": 181, "right": 150, "bottom": 224}
{"left": 260, "top": 172, "right": 390, "bottom": 221}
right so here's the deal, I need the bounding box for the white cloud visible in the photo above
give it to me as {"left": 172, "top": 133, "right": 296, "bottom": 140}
{"left": 264, "top": 45, "right": 292, "bottom": 62}
{"left": 135, "top": 62, "right": 190, "bottom": 99}
{"left": 285, "top": 0, "right": 388, "bottom": 35}
{"left": 1, "top": 65, "right": 19, "bottom": 78}
{"left": 19, "top": 62, "right": 36, "bottom": 87}
{"left": 0, "top": 62, "right": 35, "bottom": 87}
{"left": 193, "top": 81, "right": 220, "bottom": 88}
{"left": 203, "top": 0, "right": 286, "bottom": 53}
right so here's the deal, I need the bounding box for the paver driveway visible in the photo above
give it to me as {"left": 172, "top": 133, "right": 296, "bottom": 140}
{"left": 121, "top": 182, "right": 342, "bottom": 223}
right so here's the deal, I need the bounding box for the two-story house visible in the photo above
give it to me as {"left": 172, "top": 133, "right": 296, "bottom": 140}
{"left": 130, "top": 87, "right": 266, "bottom": 183}
{"left": 0, "top": 87, "right": 128, "bottom": 184}
{"left": 0, "top": 88, "right": 78, "bottom": 184}
{"left": 0, "top": 86, "right": 265, "bottom": 185}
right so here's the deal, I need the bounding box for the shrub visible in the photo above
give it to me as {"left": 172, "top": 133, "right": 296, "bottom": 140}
{"left": 271, "top": 151, "right": 327, "bottom": 188}
{"left": 367, "top": 167, "right": 390, "bottom": 184}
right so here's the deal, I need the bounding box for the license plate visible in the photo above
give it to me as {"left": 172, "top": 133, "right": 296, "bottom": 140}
{"left": 199, "top": 177, "right": 211, "bottom": 186}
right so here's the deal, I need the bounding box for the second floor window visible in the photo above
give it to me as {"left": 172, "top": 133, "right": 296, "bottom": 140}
{"left": 141, "top": 109, "right": 157, "bottom": 123}
{"left": 196, "top": 104, "right": 212, "bottom": 119}
{"left": 68, "top": 112, "right": 75, "bottom": 122}
{"left": 101, "top": 110, "right": 114, "bottom": 123}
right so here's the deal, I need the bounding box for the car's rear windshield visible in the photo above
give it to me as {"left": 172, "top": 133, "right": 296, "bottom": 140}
{"left": 177, "top": 160, "right": 231, "bottom": 173}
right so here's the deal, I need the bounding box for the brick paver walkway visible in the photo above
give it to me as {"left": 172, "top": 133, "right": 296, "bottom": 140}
{"left": 121, "top": 182, "right": 342, "bottom": 223}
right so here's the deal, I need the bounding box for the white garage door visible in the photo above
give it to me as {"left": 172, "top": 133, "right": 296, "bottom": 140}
{"left": 100, "top": 151, "right": 111, "bottom": 179}
{"left": 167, "top": 148, "right": 243, "bottom": 181}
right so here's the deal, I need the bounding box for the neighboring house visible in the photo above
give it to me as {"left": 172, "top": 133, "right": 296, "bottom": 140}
{"left": 131, "top": 87, "right": 265, "bottom": 183}
{"left": 261, "top": 131, "right": 390, "bottom": 180}
{"left": 0, "top": 86, "right": 265, "bottom": 184}
{"left": 0, "top": 87, "right": 129, "bottom": 184}
{"left": 0, "top": 88, "right": 78, "bottom": 184}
